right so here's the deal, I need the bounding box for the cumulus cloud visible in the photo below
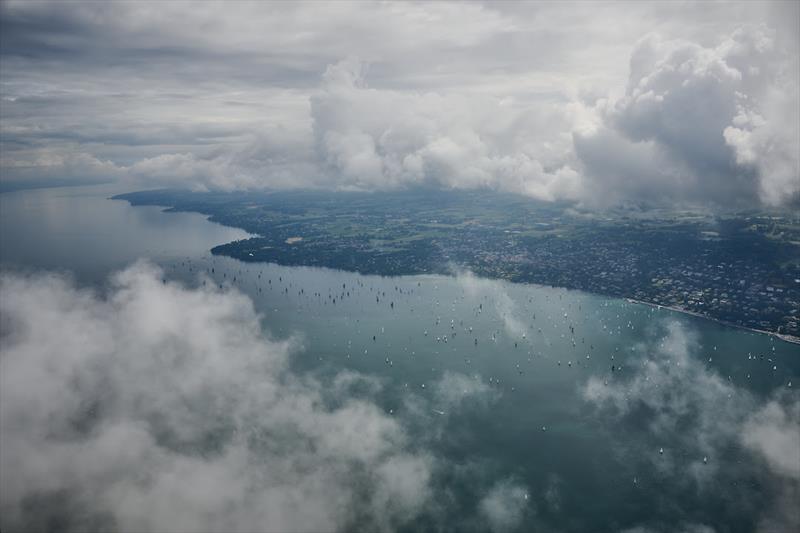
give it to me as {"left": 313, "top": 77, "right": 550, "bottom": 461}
{"left": 576, "top": 24, "right": 799, "bottom": 207}
{"left": 109, "top": 55, "right": 584, "bottom": 199}
{"left": 0, "top": 2, "right": 796, "bottom": 207}
{"left": 723, "top": 83, "right": 800, "bottom": 206}
{"left": 0, "top": 262, "right": 438, "bottom": 532}
{"left": 309, "top": 57, "right": 582, "bottom": 200}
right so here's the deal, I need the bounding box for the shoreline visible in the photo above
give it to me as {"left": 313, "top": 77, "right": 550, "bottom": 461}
{"left": 112, "top": 192, "right": 800, "bottom": 346}
{"left": 624, "top": 298, "right": 800, "bottom": 346}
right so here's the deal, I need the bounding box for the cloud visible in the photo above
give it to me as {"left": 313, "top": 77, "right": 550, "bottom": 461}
{"left": 582, "top": 320, "right": 800, "bottom": 533}
{"left": 582, "top": 321, "right": 747, "bottom": 465}
{"left": 455, "top": 270, "right": 530, "bottom": 340}
{"left": 433, "top": 371, "right": 497, "bottom": 413}
{"left": 740, "top": 393, "right": 800, "bottom": 533}
{"left": 0, "top": 262, "right": 438, "bottom": 532}
{"left": 741, "top": 394, "right": 800, "bottom": 479}
{"left": 0, "top": 151, "right": 123, "bottom": 191}
{"left": 478, "top": 478, "right": 530, "bottom": 533}
{"left": 723, "top": 83, "right": 800, "bottom": 206}
{"left": 576, "top": 25, "right": 799, "bottom": 207}
{"left": 0, "top": 2, "right": 796, "bottom": 207}
{"left": 308, "top": 57, "right": 582, "bottom": 200}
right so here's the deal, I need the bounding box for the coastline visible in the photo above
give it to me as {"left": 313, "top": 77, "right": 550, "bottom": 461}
{"left": 112, "top": 192, "right": 800, "bottom": 346}
{"left": 624, "top": 298, "right": 800, "bottom": 346}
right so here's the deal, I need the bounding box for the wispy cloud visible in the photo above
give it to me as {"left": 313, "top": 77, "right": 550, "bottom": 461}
{"left": 582, "top": 320, "right": 799, "bottom": 532}
{"left": 455, "top": 270, "right": 529, "bottom": 340}
{"left": 478, "top": 478, "right": 531, "bottom": 533}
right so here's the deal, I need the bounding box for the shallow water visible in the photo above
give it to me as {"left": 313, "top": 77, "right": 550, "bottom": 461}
{"left": 1, "top": 184, "right": 798, "bottom": 532}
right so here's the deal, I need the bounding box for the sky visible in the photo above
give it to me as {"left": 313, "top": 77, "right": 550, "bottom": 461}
{"left": 1, "top": 1, "right": 798, "bottom": 207}
{"left": 2, "top": 4, "right": 799, "bottom": 531}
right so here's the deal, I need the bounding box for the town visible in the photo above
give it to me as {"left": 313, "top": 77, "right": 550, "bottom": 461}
{"left": 116, "top": 188, "right": 800, "bottom": 339}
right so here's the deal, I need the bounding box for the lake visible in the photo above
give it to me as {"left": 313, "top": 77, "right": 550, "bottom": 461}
{"left": 1, "top": 184, "right": 798, "bottom": 532}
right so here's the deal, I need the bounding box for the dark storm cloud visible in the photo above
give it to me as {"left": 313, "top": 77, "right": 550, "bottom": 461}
{"left": 0, "top": 1, "right": 797, "bottom": 206}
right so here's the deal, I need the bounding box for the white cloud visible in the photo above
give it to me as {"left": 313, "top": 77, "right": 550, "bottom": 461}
{"left": 0, "top": 2, "right": 796, "bottom": 206}
{"left": 455, "top": 270, "right": 530, "bottom": 340}
{"left": 582, "top": 322, "right": 743, "bottom": 445}
{"left": 583, "top": 321, "right": 748, "bottom": 486}
{"left": 478, "top": 478, "right": 530, "bottom": 533}
{"left": 576, "top": 25, "right": 799, "bottom": 207}
{"left": 741, "top": 395, "right": 800, "bottom": 480}
{"left": 309, "top": 57, "right": 582, "bottom": 200}
{"left": 582, "top": 320, "right": 800, "bottom": 532}
{"left": 0, "top": 262, "right": 436, "bottom": 532}
{"left": 740, "top": 397, "right": 800, "bottom": 533}
{"left": 723, "top": 85, "right": 800, "bottom": 206}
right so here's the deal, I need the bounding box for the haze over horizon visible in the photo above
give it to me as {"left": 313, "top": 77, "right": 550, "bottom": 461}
{"left": 1, "top": 1, "right": 798, "bottom": 208}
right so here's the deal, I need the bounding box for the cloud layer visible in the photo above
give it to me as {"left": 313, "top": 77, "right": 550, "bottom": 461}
{"left": 1, "top": 1, "right": 797, "bottom": 206}
{"left": 1, "top": 265, "right": 797, "bottom": 532}
{"left": 0, "top": 263, "right": 440, "bottom": 532}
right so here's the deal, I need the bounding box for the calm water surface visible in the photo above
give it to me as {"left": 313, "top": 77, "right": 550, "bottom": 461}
{"left": 1, "top": 184, "right": 798, "bottom": 532}
{"left": 0, "top": 184, "right": 250, "bottom": 282}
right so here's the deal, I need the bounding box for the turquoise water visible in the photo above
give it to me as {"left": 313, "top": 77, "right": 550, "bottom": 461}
{"left": 2, "top": 185, "right": 798, "bottom": 532}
